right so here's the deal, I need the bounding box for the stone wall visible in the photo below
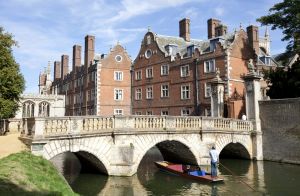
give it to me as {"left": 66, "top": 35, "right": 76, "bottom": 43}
{"left": 259, "top": 98, "right": 300, "bottom": 164}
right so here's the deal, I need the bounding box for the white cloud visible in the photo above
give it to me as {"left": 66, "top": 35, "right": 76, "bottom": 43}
{"left": 215, "top": 7, "right": 224, "bottom": 16}
{"left": 181, "top": 8, "right": 199, "bottom": 19}
{"left": 106, "top": 0, "right": 202, "bottom": 24}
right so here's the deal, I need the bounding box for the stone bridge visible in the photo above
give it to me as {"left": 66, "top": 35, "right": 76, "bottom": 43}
{"left": 20, "top": 115, "right": 262, "bottom": 176}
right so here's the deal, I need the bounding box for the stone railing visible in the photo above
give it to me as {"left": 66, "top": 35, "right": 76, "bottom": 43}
{"left": 21, "top": 115, "right": 254, "bottom": 138}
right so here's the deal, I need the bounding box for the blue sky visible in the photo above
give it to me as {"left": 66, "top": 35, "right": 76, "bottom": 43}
{"left": 0, "top": 0, "right": 287, "bottom": 93}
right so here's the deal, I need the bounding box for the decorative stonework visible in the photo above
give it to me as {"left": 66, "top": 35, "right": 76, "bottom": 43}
{"left": 24, "top": 115, "right": 259, "bottom": 176}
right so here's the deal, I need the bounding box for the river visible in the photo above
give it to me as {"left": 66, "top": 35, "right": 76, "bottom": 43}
{"left": 51, "top": 147, "right": 300, "bottom": 196}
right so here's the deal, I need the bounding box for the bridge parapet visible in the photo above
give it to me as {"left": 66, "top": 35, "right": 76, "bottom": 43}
{"left": 21, "top": 116, "right": 254, "bottom": 138}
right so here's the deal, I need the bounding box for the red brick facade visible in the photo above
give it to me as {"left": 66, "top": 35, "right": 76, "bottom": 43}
{"left": 50, "top": 36, "right": 132, "bottom": 116}
{"left": 132, "top": 18, "right": 267, "bottom": 118}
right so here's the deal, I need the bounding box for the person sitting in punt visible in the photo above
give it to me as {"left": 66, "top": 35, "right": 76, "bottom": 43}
{"left": 183, "top": 165, "right": 191, "bottom": 173}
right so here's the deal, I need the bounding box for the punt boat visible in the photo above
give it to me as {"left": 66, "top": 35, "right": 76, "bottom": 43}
{"left": 155, "top": 161, "right": 224, "bottom": 183}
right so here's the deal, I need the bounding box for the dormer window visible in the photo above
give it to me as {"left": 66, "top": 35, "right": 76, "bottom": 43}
{"left": 209, "top": 38, "right": 224, "bottom": 52}
{"left": 165, "top": 44, "right": 178, "bottom": 56}
{"left": 187, "top": 45, "right": 194, "bottom": 57}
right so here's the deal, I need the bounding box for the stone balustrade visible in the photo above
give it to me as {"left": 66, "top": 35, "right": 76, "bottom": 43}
{"left": 20, "top": 115, "right": 254, "bottom": 138}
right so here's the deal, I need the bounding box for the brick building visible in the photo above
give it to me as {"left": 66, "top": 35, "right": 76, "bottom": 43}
{"left": 46, "top": 35, "right": 132, "bottom": 116}
{"left": 132, "top": 18, "right": 277, "bottom": 118}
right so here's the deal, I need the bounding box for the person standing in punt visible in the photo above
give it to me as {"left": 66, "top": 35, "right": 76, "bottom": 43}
{"left": 209, "top": 146, "right": 219, "bottom": 179}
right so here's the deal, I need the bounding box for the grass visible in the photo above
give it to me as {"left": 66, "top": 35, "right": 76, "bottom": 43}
{"left": 0, "top": 151, "right": 78, "bottom": 196}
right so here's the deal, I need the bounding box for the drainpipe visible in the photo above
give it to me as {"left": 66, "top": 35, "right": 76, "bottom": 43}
{"left": 130, "top": 63, "right": 134, "bottom": 115}
{"left": 194, "top": 58, "right": 200, "bottom": 115}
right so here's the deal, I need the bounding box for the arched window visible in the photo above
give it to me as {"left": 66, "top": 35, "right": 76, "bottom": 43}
{"left": 38, "top": 102, "right": 50, "bottom": 117}
{"left": 22, "top": 101, "right": 35, "bottom": 117}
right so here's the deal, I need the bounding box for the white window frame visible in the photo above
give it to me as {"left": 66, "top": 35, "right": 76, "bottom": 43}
{"left": 146, "top": 67, "right": 153, "bottom": 78}
{"left": 114, "top": 71, "right": 123, "bottom": 81}
{"left": 135, "top": 88, "right": 142, "bottom": 100}
{"left": 180, "top": 64, "right": 190, "bottom": 77}
{"left": 161, "top": 110, "right": 169, "bottom": 116}
{"left": 161, "top": 64, "right": 169, "bottom": 76}
{"left": 181, "top": 108, "right": 190, "bottom": 116}
{"left": 146, "top": 86, "right": 153, "bottom": 99}
{"left": 205, "top": 83, "right": 211, "bottom": 98}
{"left": 114, "top": 89, "right": 123, "bottom": 100}
{"left": 135, "top": 70, "right": 142, "bottom": 80}
{"left": 114, "top": 109, "right": 123, "bottom": 115}
{"left": 181, "top": 85, "right": 190, "bottom": 99}
{"left": 204, "top": 59, "right": 216, "bottom": 73}
{"left": 161, "top": 84, "right": 169, "bottom": 98}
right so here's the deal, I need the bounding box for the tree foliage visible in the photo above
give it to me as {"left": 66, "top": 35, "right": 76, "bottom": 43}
{"left": 0, "top": 27, "right": 25, "bottom": 119}
{"left": 263, "top": 59, "right": 300, "bottom": 99}
{"left": 257, "top": 0, "right": 300, "bottom": 56}
{"left": 258, "top": 0, "right": 300, "bottom": 98}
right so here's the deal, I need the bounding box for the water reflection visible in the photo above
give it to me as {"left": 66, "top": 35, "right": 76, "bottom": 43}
{"left": 50, "top": 152, "right": 81, "bottom": 184}
{"left": 50, "top": 148, "right": 300, "bottom": 196}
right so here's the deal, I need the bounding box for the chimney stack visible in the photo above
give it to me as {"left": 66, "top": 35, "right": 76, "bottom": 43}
{"left": 215, "top": 24, "right": 227, "bottom": 37}
{"left": 61, "top": 55, "right": 69, "bottom": 79}
{"left": 73, "top": 45, "right": 82, "bottom": 72}
{"left": 247, "top": 25, "right": 259, "bottom": 55}
{"left": 54, "top": 61, "right": 61, "bottom": 80}
{"left": 84, "top": 35, "right": 95, "bottom": 67}
{"left": 179, "top": 18, "right": 190, "bottom": 42}
{"left": 207, "top": 18, "right": 221, "bottom": 39}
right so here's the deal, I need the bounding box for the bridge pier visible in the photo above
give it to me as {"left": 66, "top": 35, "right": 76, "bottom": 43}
{"left": 242, "top": 72, "right": 263, "bottom": 161}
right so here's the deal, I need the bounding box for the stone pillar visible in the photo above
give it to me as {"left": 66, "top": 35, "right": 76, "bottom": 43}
{"left": 242, "top": 71, "right": 263, "bottom": 160}
{"left": 242, "top": 72, "right": 261, "bottom": 130}
{"left": 209, "top": 70, "right": 225, "bottom": 117}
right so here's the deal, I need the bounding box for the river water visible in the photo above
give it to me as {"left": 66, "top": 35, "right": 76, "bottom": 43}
{"left": 51, "top": 147, "right": 300, "bottom": 196}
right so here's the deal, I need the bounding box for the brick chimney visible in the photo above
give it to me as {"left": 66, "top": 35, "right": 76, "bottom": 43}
{"left": 215, "top": 24, "right": 227, "bottom": 37}
{"left": 179, "top": 18, "right": 190, "bottom": 42}
{"left": 54, "top": 61, "right": 61, "bottom": 80}
{"left": 247, "top": 25, "right": 259, "bottom": 55}
{"left": 73, "top": 45, "right": 82, "bottom": 72}
{"left": 207, "top": 18, "right": 221, "bottom": 39}
{"left": 61, "top": 55, "right": 69, "bottom": 79}
{"left": 84, "top": 35, "right": 95, "bottom": 67}
{"left": 39, "top": 73, "right": 46, "bottom": 86}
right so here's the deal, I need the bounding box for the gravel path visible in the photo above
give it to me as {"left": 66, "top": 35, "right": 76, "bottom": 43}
{"left": 0, "top": 134, "right": 27, "bottom": 159}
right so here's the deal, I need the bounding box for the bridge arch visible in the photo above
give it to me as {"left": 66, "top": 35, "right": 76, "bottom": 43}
{"left": 215, "top": 134, "right": 252, "bottom": 159}
{"left": 43, "top": 137, "right": 112, "bottom": 174}
{"left": 132, "top": 134, "right": 201, "bottom": 172}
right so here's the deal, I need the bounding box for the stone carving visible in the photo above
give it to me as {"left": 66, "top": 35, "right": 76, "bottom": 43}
{"left": 248, "top": 59, "right": 255, "bottom": 73}
{"left": 215, "top": 68, "right": 221, "bottom": 80}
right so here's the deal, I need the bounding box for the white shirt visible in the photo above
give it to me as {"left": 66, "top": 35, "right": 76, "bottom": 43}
{"left": 209, "top": 149, "right": 219, "bottom": 163}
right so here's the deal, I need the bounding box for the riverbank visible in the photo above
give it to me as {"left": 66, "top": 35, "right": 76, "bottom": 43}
{"left": 0, "top": 151, "right": 78, "bottom": 195}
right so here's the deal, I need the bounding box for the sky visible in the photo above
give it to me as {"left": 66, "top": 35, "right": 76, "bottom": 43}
{"left": 0, "top": 0, "right": 287, "bottom": 93}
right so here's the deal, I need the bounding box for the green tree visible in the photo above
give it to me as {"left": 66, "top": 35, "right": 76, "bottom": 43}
{"left": 257, "top": 0, "right": 300, "bottom": 56}
{"left": 0, "top": 27, "right": 25, "bottom": 119}
{"left": 264, "top": 59, "right": 300, "bottom": 98}
{"left": 258, "top": 0, "right": 300, "bottom": 98}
